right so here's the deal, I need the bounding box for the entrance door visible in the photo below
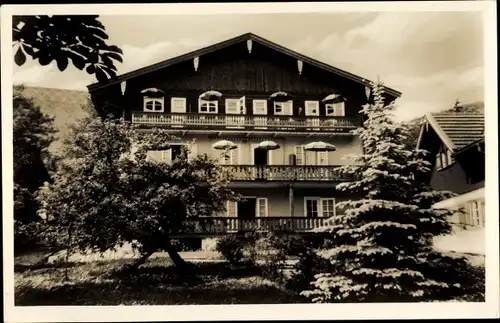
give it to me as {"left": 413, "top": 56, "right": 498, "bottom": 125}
{"left": 237, "top": 198, "right": 257, "bottom": 232}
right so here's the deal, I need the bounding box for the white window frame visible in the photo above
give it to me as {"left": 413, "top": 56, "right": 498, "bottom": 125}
{"left": 253, "top": 100, "right": 268, "bottom": 115}
{"left": 256, "top": 198, "right": 268, "bottom": 217}
{"left": 304, "top": 197, "right": 336, "bottom": 218}
{"left": 325, "top": 102, "right": 345, "bottom": 116}
{"left": 170, "top": 97, "right": 186, "bottom": 113}
{"left": 466, "top": 200, "right": 484, "bottom": 227}
{"left": 198, "top": 98, "right": 218, "bottom": 114}
{"left": 144, "top": 97, "right": 164, "bottom": 112}
{"left": 274, "top": 100, "right": 293, "bottom": 116}
{"left": 305, "top": 101, "right": 320, "bottom": 116}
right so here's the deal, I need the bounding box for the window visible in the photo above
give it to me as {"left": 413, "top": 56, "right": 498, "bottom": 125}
{"left": 321, "top": 198, "right": 336, "bottom": 218}
{"left": 256, "top": 198, "right": 268, "bottom": 217}
{"left": 161, "top": 144, "right": 187, "bottom": 164}
{"left": 305, "top": 101, "right": 319, "bottom": 116}
{"left": 171, "top": 97, "right": 186, "bottom": 113}
{"left": 226, "top": 97, "right": 246, "bottom": 114}
{"left": 325, "top": 102, "right": 345, "bottom": 116}
{"left": 305, "top": 197, "right": 336, "bottom": 218}
{"left": 199, "top": 99, "right": 218, "bottom": 113}
{"left": 295, "top": 145, "right": 305, "bottom": 165}
{"left": 436, "top": 147, "right": 454, "bottom": 170}
{"left": 226, "top": 200, "right": 237, "bottom": 217}
{"left": 218, "top": 144, "right": 239, "bottom": 165}
{"left": 274, "top": 100, "right": 293, "bottom": 115}
{"left": 466, "top": 200, "right": 484, "bottom": 227}
{"left": 144, "top": 97, "right": 164, "bottom": 112}
{"left": 305, "top": 198, "right": 319, "bottom": 218}
{"left": 253, "top": 100, "right": 267, "bottom": 115}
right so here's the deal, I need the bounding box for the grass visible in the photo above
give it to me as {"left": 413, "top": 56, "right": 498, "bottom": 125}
{"left": 15, "top": 254, "right": 306, "bottom": 306}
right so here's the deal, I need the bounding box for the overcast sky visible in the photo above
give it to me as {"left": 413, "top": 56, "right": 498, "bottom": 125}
{"left": 13, "top": 11, "right": 484, "bottom": 121}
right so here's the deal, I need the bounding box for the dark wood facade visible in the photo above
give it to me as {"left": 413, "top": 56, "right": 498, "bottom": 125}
{"left": 89, "top": 34, "right": 399, "bottom": 122}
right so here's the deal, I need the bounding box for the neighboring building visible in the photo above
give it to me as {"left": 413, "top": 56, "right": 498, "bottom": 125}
{"left": 87, "top": 32, "right": 401, "bottom": 236}
{"left": 416, "top": 102, "right": 485, "bottom": 253}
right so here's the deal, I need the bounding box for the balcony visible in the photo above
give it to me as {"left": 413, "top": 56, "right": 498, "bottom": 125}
{"left": 222, "top": 165, "right": 348, "bottom": 181}
{"left": 131, "top": 112, "right": 360, "bottom": 133}
{"left": 180, "top": 217, "right": 326, "bottom": 235}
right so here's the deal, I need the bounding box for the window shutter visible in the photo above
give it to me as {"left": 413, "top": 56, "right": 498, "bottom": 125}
{"left": 333, "top": 102, "right": 345, "bottom": 116}
{"left": 187, "top": 143, "right": 198, "bottom": 161}
{"left": 226, "top": 99, "right": 238, "bottom": 114}
{"left": 171, "top": 98, "right": 186, "bottom": 113}
{"left": 230, "top": 145, "right": 239, "bottom": 165}
{"left": 161, "top": 150, "right": 172, "bottom": 164}
{"left": 305, "top": 101, "right": 319, "bottom": 116}
{"left": 238, "top": 96, "right": 246, "bottom": 114}
{"left": 253, "top": 100, "right": 267, "bottom": 115}
{"left": 256, "top": 198, "right": 268, "bottom": 217}
{"left": 295, "top": 146, "right": 305, "bottom": 165}
{"left": 286, "top": 101, "right": 293, "bottom": 116}
{"left": 226, "top": 200, "right": 237, "bottom": 217}
{"left": 318, "top": 151, "right": 329, "bottom": 165}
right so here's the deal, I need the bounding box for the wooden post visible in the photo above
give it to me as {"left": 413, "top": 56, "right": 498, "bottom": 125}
{"left": 289, "top": 184, "right": 294, "bottom": 220}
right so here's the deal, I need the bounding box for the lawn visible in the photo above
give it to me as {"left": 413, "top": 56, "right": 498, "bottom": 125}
{"left": 14, "top": 252, "right": 307, "bottom": 306}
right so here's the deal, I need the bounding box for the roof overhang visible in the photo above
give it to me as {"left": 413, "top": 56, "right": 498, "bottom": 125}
{"left": 87, "top": 33, "right": 402, "bottom": 98}
{"left": 417, "top": 113, "right": 456, "bottom": 152}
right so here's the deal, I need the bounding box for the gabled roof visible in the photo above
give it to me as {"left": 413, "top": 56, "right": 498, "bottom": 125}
{"left": 417, "top": 102, "right": 485, "bottom": 152}
{"left": 87, "top": 32, "right": 402, "bottom": 98}
{"left": 21, "top": 86, "right": 90, "bottom": 152}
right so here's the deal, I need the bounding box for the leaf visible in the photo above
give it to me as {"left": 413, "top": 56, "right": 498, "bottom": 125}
{"left": 56, "top": 56, "right": 69, "bottom": 71}
{"left": 103, "top": 51, "right": 123, "bottom": 63}
{"left": 38, "top": 54, "right": 53, "bottom": 66}
{"left": 86, "top": 64, "right": 96, "bottom": 74}
{"left": 22, "top": 44, "right": 35, "bottom": 56}
{"left": 14, "top": 47, "right": 26, "bottom": 66}
{"left": 107, "top": 45, "right": 123, "bottom": 55}
{"left": 95, "top": 67, "right": 108, "bottom": 82}
{"left": 72, "top": 55, "right": 86, "bottom": 70}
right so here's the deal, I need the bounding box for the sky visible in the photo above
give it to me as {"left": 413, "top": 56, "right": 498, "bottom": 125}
{"left": 13, "top": 11, "right": 485, "bottom": 121}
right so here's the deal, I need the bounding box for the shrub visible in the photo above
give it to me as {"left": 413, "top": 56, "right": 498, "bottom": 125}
{"left": 287, "top": 248, "right": 332, "bottom": 293}
{"left": 216, "top": 235, "right": 244, "bottom": 265}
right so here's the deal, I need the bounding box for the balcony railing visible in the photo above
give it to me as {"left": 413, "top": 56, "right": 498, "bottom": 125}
{"left": 131, "top": 112, "right": 360, "bottom": 132}
{"left": 181, "top": 217, "right": 326, "bottom": 234}
{"left": 221, "top": 165, "right": 347, "bottom": 181}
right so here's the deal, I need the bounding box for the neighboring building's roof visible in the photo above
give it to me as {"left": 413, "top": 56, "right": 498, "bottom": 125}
{"left": 87, "top": 32, "right": 401, "bottom": 98}
{"left": 417, "top": 101, "right": 485, "bottom": 152}
{"left": 21, "top": 86, "right": 90, "bottom": 152}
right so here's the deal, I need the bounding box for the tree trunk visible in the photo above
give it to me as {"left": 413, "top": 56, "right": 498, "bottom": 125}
{"left": 130, "top": 250, "right": 155, "bottom": 270}
{"left": 164, "top": 239, "right": 189, "bottom": 270}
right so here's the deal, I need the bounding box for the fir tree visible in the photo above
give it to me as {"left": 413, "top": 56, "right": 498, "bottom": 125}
{"left": 301, "top": 81, "right": 473, "bottom": 302}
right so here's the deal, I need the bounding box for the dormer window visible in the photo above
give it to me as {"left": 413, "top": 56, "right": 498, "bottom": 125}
{"left": 325, "top": 102, "right": 345, "bottom": 116}
{"left": 144, "top": 97, "right": 164, "bottom": 112}
{"left": 141, "top": 88, "right": 165, "bottom": 113}
{"left": 199, "top": 99, "right": 218, "bottom": 113}
{"left": 436, "top": 147, "right": 454, "bottom": 170}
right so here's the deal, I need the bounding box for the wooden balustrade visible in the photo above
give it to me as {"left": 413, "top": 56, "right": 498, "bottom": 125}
{"left": 131, "top": 112, "right": 360, "bottom": 132}
{"left": 182, "top": 217, "right": 326, "bottom": 234}
{"left": 221, "top": 165, "right": 347, "bottom": 181}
